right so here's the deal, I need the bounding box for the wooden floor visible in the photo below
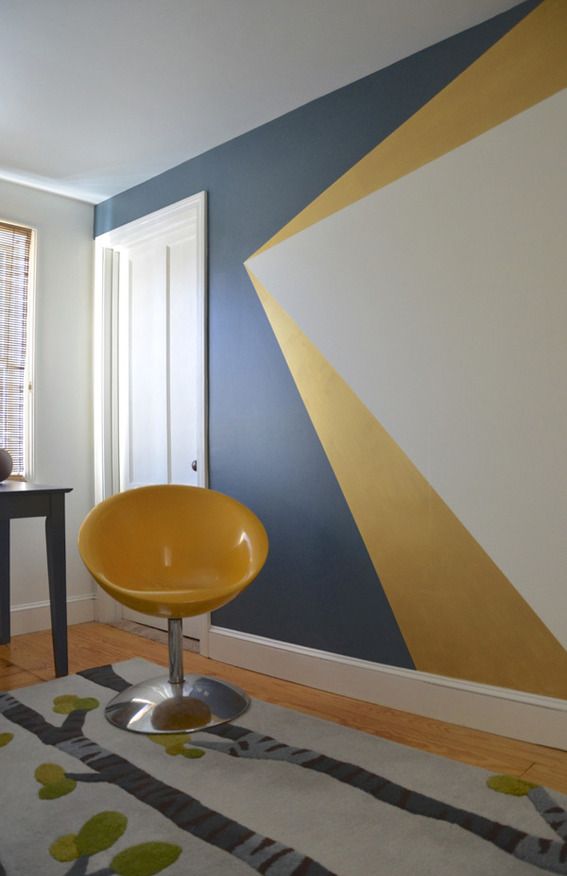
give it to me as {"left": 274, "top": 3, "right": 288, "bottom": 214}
{"left": 2, "top": 621, "right": 567, "bottom": 793}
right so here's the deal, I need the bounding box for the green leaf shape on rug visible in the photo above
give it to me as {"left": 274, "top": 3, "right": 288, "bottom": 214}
{"left": 39, "top": 778, "right": 77, "bottom": 800}
{"left": 181, "top": 747, "right": 205, "bottom": 759}
{"left": 49, "top": 833, "right": 80, "bottom": 863}
{"left": 0, "top": 732, "right": 14, "bottom": 747}
{"left": 111, "top": 842, "right": 182, "bottom": 876}
{"left": 76, "top": 811, "right": 128, "bottom": 857}
{"left": 35, "top": 762, "right": 77, "bottom": 799}
{"left": 52, "top": 694, "right": 100, "bottom": 714}
{"left": 148, "top": 733, "right": 204, "bottom": 759}
{"left": 487, "top": 775, "right": 539, "bottom": 796}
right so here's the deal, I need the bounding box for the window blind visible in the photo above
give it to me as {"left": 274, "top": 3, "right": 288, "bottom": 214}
{"left": 0, "top": 221, "right": 32, "bottom": 476}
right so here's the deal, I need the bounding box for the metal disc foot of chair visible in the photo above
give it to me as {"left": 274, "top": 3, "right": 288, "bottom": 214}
{"left": 104, "top": 619, "right": 250, "bottom": 734}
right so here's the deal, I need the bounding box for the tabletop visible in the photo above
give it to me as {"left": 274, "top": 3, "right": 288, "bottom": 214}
{"left": 0, "top": 481, "right": 72, "bottom": 494}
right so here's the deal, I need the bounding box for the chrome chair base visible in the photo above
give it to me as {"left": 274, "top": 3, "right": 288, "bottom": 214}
{"left": 105, "top": 674, "right": 250, "bottom": 734}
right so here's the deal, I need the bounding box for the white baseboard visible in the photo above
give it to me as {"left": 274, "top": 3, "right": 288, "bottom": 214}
{"left": 10, "top": 594, "right": 95, "bottom": 636}
{"left": 209, "top": 626, "right": 567, "bottom": 750}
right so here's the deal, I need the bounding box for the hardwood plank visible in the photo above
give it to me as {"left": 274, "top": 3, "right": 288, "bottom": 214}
{"left": 0, "top": 662, "right": 39, "bottom": 680}
{"left": 3, "top": 622, "right": 567, "bottom": 792}
{"left": 0, "top": 669, "right": 43, "bottom": 690}
{"left": 520, "top": 763, "right": 567, "bottom": 794}
{"left": 0, "top": 633, "right": 60, "bottom": 677}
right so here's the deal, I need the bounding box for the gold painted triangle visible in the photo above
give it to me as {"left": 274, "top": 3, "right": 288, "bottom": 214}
{"left": 250, "top": 269, "right": 567, "bottom": 698}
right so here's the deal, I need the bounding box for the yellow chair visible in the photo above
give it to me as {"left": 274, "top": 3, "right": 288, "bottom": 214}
{"left": 78, "top": 484, "right": 268, "bottom": 734}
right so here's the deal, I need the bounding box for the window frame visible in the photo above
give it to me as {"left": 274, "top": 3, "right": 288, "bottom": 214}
{"left": 0, "top": 218, "right": 36, "bottom": 481}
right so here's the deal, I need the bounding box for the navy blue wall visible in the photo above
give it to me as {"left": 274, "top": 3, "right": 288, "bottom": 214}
{"left": 95, "top": 1, "right": 538, "bottom": 668}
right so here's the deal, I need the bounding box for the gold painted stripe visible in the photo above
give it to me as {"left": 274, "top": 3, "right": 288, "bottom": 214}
{"left": 250, "top": 269, "right": 567, "bottom": 698}
{"left": 252, "top": 0, "right": 567, "bottom": 258}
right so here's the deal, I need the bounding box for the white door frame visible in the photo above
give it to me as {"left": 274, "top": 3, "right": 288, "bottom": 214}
{"left": 92, "top": 192, "right": 209, "bottom": 654}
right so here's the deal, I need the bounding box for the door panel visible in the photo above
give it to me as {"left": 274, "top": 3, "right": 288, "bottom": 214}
{"left": 124, "top": 243, "right": 169, "bottom": 488}
{"left": 169, "top": 235, "right": 200, "bottom": 486}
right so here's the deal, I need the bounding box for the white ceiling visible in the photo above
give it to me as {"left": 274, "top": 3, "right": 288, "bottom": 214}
{"left": 0, "top": 0, "right": 521, "bottom": 204}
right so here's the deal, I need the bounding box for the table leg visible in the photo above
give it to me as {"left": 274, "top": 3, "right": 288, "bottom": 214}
{"left": 0, "top": 519, "right": 10, "bottom": 644}
{"left": 45, "top": 494, "right": 68, "bottom": 676}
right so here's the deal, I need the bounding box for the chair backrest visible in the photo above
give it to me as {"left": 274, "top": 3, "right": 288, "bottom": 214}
{"left": 78, "top": 484, "right": 269, "bottom": 617}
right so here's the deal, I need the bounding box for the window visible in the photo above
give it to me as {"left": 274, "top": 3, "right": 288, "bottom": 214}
{"left": 0, "top": 221, "right": 34, "bottom": 477}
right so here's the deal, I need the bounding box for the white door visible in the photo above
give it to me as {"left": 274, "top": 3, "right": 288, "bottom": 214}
{"left": 94, "top": 193, "right": 207, "bottom": 645}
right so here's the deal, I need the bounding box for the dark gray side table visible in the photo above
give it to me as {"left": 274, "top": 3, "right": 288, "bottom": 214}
{"left": 0, "top": 482, "right": 72, "bottom": 677}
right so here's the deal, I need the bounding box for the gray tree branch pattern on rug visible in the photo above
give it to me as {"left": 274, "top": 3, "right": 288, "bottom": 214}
{"left": 80, "top": 664, "right": 567, "bottom": 875}
{"left": 0, "top": 690, "right": 332, "bottom": 876}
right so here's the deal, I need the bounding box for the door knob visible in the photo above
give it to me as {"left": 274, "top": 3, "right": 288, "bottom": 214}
{"left": 191, "top": 460, "right": 197, "bottom": 472}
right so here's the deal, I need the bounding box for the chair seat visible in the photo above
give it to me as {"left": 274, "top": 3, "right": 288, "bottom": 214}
{"left": 88, "top": 577, "right": 257, "bottom": 618}
{"left": 78, "top": 484, "right": 269, "bottom": 619}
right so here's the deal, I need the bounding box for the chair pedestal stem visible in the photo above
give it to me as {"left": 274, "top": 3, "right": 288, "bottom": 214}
{"left": 168, "top": 618, "right": 184, "bottom": 685}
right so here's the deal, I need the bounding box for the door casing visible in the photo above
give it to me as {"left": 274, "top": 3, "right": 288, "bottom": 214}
{"left": 93, "top": 192, "right": 208, "bottom": 651}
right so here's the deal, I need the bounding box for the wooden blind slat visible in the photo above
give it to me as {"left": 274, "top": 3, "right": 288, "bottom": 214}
{"left": 0, "top": 221, "right": 32, "bottom": 476}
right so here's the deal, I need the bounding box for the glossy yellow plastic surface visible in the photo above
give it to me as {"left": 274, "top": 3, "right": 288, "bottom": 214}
{"left": 78, "top": 485, "right": 269, "bottom": 619}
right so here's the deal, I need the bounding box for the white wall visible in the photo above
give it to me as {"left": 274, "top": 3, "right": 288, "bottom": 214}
{"left": 0, "top": 179, "right": 95, "bottom": 633}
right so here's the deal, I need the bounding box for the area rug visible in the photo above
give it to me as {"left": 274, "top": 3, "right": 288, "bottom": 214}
{"left": 1, "top": 660, "right": 567, "bottom": 876}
